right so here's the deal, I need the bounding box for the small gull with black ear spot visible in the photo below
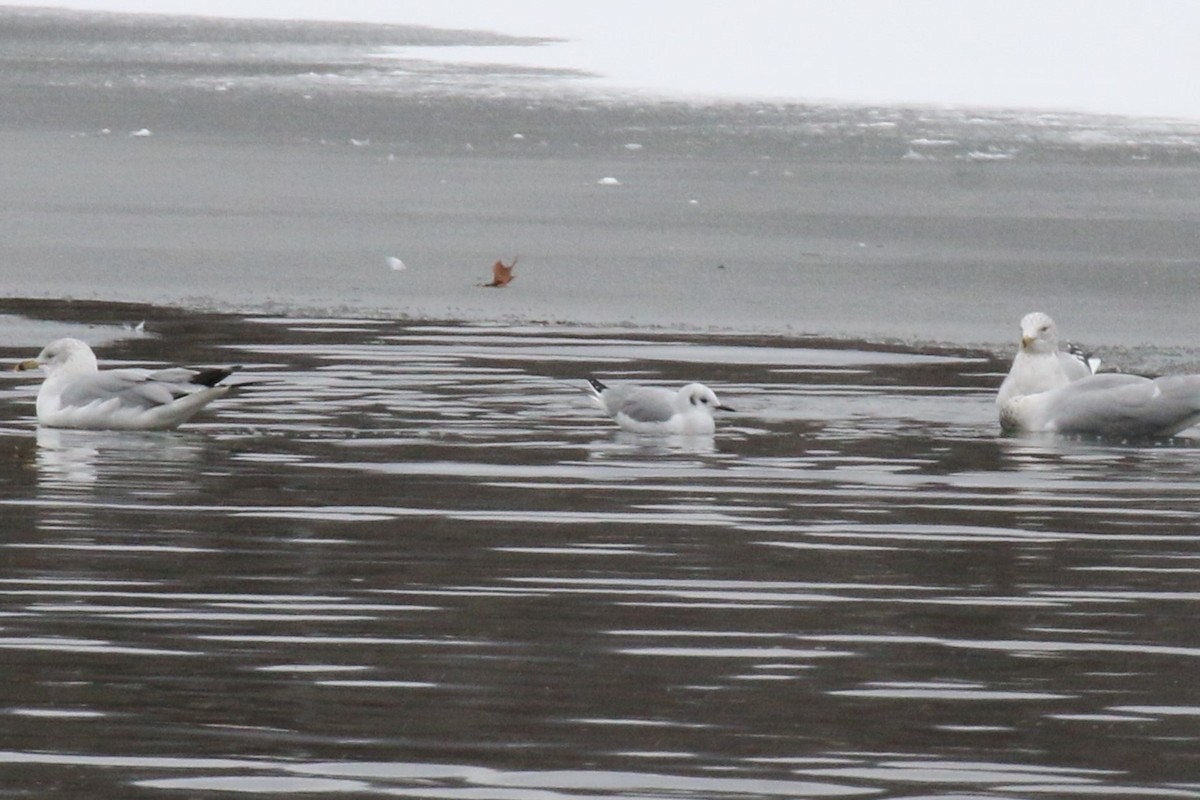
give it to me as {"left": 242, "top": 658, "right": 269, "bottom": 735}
{"left": 586, "top": 376, "right": 734, "bottom": 435}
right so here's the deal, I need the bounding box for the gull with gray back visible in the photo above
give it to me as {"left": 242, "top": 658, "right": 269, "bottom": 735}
{"left": 15, "top": 337, "right": 238, "bottom": 430}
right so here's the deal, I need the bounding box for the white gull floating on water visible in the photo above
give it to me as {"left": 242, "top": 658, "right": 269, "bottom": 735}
{"left": 15, "top": 338, "right": 238, "bottom": 430}
{"left": 587, "top": 377, "right": 734, "bottom": 435}
{"left": 1001, "top": 373, "right": 1200, "bottom": 438}
{"left": 996, "top": 313, "right": 1200, "bottom": 438}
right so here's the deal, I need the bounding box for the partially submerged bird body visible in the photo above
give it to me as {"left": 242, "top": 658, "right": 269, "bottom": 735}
{"left": 15, "top": 338, "right": 236, "bottom": 430}
{"left": 1001, "top": 372, "right": 1200, "bottom": 438}
{"left": 997, "top": 313, "right": 1200, "bottom": 438}
{"left": 587, "top": 376, "right": 733, "bottom": 435}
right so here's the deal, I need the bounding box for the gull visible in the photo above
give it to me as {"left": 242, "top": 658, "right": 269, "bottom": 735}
{"left": 996, "top": 312, "right": 1099, "bottom": 408}
{"left": 995, "top": 314, "right": 1200, "bottom": 438}
{"left": 587, "top": 377, "right": 734, "bottom": 435}
{"left": 15, "top": 338, "right": 238, "bottom": 430}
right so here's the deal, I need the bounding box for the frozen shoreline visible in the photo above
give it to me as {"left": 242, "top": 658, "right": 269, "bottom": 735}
{"left": 3, "top": 8, "right": 1200, "bottom": 371}
{"left": 4, "top": 129, "right": 1200, "bottom": 366}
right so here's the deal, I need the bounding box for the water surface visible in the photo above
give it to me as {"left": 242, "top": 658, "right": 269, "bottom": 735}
{"left": 2, "top": 305, "right": 1198, "bottom": 798}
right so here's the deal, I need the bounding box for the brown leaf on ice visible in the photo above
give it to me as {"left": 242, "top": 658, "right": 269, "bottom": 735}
{"left": 481, "top": 256, "right": 517, "bottom": 288}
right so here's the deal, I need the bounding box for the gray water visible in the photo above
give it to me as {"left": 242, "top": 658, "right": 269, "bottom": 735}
{"left": 2, "top": 307, "right": 1199, "bottom": 799}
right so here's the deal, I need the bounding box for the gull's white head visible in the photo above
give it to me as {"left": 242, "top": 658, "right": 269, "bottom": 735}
{"left": 15, "top": 338, "right": 100, "bottom": 377}
{"left": 1018, "top": 312, "right": 1061, "bottom": 355}
{"left": 678, "top": 383, "right": 735, "bottom": 414}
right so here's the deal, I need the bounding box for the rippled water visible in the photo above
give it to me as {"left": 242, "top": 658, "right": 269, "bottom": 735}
{"left": 2, "top": 310, "right": 1199, "bottom": 799}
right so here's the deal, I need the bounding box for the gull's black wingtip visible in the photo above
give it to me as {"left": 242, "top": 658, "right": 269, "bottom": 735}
{"left": 586, "top": 376, "right": 608, "bottom": 394}
{"left": 191, "top": 365, "right": 242, "bottom": 388}
{"left": 1066, "top": 342, "right": 1102, "bottom": 374}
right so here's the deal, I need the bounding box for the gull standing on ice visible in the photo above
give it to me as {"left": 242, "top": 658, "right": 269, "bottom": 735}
{"left": 587, "top": 377, "right": 734, "bottom": 435}
{"left": 15, "top": 338, "right": 238, "bottom": 430}
{"left": 996, "top": 312, "right": 1100, "bottom": 408}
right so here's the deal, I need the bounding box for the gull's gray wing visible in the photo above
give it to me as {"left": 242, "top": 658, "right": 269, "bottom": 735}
{"left": 57, "top": 369, "right": 193, "bottom": 411}
{"left": 1046, "top": 374, "right": 1200, "bottom": 437}
{"left": 606, "top": 386, "right": 677, "bottom": 424}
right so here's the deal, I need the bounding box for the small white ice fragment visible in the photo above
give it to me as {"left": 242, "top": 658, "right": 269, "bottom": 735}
{"left": 965, "top": 150, "right": 1015, "bottom": 162}
{"left": 597, "top": 177, "right": 621, "bottom": 186}
{"left": 385, "top": 257, "right": 407, "bottom": 271}
{"left": 130, "top": 128, "right": 152, "bottom": 137}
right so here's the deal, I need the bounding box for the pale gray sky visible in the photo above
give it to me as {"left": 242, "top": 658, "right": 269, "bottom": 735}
{"left": 10, "top": 0, "right": 1200, "bottom": 120}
